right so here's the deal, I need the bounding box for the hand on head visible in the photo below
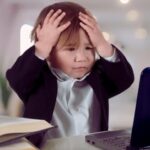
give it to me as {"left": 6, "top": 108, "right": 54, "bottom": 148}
{"left": 78, "top": 12, "right": 113, "bottom": 57}
{"left": 35, "top": 6, "right": 113, "bottom": 60}
{"left": 35, "top": 9, "right": 71, "bottom": 59}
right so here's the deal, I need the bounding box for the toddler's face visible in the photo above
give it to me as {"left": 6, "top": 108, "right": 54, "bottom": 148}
{"left": 50, "top": 29, "right": 95, "bottom": 79}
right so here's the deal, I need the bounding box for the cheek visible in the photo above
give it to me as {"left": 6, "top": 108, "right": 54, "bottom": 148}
{"left": 87, "top": 52, "right": 95, "bottom": 63}
{"left": 49, "top": 51, "right": 62, "bottom": 68}
{"left": 51, "top": 52, "right": 73, "bottom": 69}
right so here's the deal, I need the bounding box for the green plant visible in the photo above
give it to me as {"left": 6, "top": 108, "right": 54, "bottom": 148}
{"left": 0, "top": 73, "right": 11, "bottom": 109}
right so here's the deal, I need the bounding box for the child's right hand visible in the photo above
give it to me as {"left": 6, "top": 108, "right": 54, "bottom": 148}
{"left": 35, "top": 9, "right": 71, "bottom": 59}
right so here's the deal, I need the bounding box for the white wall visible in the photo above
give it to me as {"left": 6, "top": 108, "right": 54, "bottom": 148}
{"left": 0, "top": 0, "right": 150, "bottom": 129}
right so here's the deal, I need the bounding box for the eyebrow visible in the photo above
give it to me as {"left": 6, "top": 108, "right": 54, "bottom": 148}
{"left": 63, "top": 43, "right": 76, "bottom": 47}
{"left": 64, "top": 43, "right": 93, "bottom": 46}
{"left": 84, "top": 43, "right": 93, "bottom": 46}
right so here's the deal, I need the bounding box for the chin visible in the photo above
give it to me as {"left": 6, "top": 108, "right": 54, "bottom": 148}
{"left": 72, "top": 73, "right": 87, "bottom": 79}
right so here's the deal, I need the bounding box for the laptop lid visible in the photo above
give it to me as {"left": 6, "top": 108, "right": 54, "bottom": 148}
{"left": 85, "top": 67, "right": 150, "bottom": 150}
{"left": 130, "top": 67, "right": 150, "bottom": 148}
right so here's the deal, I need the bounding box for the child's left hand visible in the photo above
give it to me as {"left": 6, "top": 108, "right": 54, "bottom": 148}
{"left": 79, "top": 12, "right": 113, "bottom": 57}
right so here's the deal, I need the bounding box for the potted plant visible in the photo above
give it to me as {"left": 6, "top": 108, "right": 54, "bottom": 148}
{"left": 0, "top": 73, "right": 11, "bottom": 110}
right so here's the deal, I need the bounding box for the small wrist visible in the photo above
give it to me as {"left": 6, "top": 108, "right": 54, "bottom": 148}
{"left": 35, "top": 41, "right": 53, "bottom": 59}
{"left": 96, "top": 42, "right": 114, "bottom": 57}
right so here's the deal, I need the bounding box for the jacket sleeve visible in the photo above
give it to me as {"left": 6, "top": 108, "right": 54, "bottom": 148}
{"left": 6, "top": 46, "right": 47, "bottom": 103}
{"left": 94, "top": 45, "right": 134, "bottom": 99}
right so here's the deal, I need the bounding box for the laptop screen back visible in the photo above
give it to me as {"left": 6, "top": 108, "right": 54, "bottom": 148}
{"left": 130, "top": 67, "right": 150, "bottom": 148}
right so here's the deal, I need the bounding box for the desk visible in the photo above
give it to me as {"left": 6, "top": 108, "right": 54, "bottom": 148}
{"left": 41, "top": 135, "right": 100, "bottom": 150}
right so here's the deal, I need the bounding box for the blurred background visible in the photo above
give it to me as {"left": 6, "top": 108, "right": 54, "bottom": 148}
{"left": 0, "top": 0, "right": 149, "bottom": 130}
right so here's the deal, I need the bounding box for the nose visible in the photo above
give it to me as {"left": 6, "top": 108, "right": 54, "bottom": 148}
{"left": 74, "top": 49, "right": 87, "bottom": 62}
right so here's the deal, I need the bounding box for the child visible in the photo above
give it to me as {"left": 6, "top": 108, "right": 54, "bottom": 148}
{"left": 6, "top": 1, "right": 134, "bottom": 147}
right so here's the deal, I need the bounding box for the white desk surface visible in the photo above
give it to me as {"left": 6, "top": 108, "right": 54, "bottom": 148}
{"left": 41, "top": 135, "right": 100, "bottom": 150}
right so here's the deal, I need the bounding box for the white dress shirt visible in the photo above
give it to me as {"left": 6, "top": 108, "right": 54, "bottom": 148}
{"left": 41, "top": 50, "right": 119, "bottom": 140}
{"left": 43, "top": 69, "right": 101, "bottom": 140}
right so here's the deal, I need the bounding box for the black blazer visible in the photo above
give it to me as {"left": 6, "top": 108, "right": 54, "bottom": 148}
{"left": 6, "top": 45, "right": 134, "bottom": 147}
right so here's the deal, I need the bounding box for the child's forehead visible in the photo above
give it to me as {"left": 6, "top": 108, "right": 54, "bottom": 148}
{"left": 56, "top": 26, "right": 93, "bottom": 49}
{"left": 58, "top": 35, "right": 93, "bottom": 49}
{"left": 64, "top": 42, "right": 92, "bottom": 46}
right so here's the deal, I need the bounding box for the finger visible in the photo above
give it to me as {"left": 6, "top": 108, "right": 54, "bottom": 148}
{"left": 53, "top": 12, "right": 66, "bottom": 27}
{"left": 80, "top": 22, "right": 92, "bottom": 34}
{"left": 49, "top": 9, "right": 62, "bottom": 23}
{"left": 43, "top": 9, "right": 54, "bottom": 25}
{"left": 79, "top": 13, "right": 94, "bottom": 24}
{"left": 58, "top": 21, "right": 71, "bottom": 32}
{"left": 79, "top": 12, "right": 96, "bottom": 24}
{"left": 85, "top": 9, "right": 95, "bottom": 19}
{"left": 80, "top": 11, "right": 95, "bottom": 20}
{"left": 79, "top": 15, "right": 94, "bottom": 30}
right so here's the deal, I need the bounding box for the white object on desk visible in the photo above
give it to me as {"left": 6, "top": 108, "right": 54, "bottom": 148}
{"left": 0, "top": 138, "right": 39, "bottom": 150}
{"left": 41, "top": 135, "right": 100, "bottom": 150}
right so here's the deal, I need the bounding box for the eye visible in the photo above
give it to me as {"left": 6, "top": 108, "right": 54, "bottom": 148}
{"left": 85, "top": 47, "right": 94, "bottom": 50}
{"left": 67, "top": 47, "right": 75, "bottom": 51}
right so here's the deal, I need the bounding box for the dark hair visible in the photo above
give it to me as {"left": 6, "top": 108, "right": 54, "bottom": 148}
{"left": 31, "top": 1, "right": 90, "bottom": 48}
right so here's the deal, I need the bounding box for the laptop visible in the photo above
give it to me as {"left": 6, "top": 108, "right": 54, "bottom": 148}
{"left": 85, "top": 67, "right": 150, "bottom": 150}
